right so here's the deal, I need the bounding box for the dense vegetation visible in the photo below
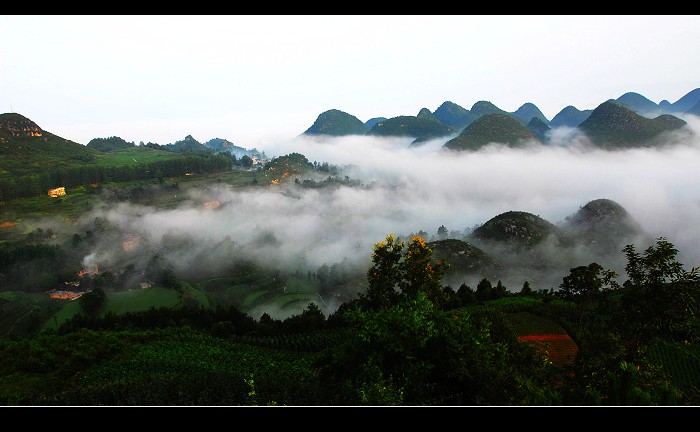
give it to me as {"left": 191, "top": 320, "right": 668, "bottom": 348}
{"left": 0, "top": 231, "right": 698, "bottom": 405}
{"left": 86, "top": 136, "right": 136, "bottom": 152}
{"left": 0, "top": 152, "right": 233, "bottom": 201}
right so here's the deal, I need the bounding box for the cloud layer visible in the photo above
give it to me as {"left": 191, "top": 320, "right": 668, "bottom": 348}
{"left": 80, "top": 117, "right": 700, "bottom": 308}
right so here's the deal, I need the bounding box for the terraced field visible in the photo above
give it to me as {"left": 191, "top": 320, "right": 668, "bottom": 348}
{"left": 508, "top": 311, "right": 579, "bottom": 367}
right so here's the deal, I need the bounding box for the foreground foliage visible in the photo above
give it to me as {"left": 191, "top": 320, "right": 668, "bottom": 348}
{"left": 0, "top": 236, "right": 698, "bottom": 405}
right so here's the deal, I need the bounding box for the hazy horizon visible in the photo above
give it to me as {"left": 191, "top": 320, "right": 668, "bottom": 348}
{"left": 2, "top": 15, "right": 699, "bottom": 149}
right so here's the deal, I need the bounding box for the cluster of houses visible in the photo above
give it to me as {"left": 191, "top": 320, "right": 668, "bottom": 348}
{"left": 49, "top": 290, "right": 86, "bottom": 301}
{"left": 48, "top": 261, "right": 157, "bottom": 300}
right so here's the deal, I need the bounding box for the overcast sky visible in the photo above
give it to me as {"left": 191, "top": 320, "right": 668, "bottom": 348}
{"left": 1, "top": 15, "right": 698, "bottom": 150}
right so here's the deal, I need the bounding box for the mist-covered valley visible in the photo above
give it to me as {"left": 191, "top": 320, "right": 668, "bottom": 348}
{"left": 47, "top": 114, "right": 700, "bottom": 319}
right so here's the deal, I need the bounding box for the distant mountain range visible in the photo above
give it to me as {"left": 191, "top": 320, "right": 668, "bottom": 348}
{"left": 302, "top": 87, "right": 699, "bottom": 149}
{"left": 1, "top": 86, "right": 698, "bottom": 175}
{"left": 87, "top": 133, "right": 262, "bottom": 159}
{"left": 368, "top": 115, "right": 454, "bottom": 143}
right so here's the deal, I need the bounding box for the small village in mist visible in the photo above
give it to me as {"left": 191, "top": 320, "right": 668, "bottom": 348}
{"left": 48, "top": 119, "right": 700, "bottom": 321}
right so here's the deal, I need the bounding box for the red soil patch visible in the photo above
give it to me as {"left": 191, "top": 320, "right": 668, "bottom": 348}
{"left": 518, "top": 333, "right": 579, "bottom": 368}
{"left": 0, "top": 221, "right": 16, "bottom": 227}
{"left": 519, "top": 334, "right": 569, "bottom": 342}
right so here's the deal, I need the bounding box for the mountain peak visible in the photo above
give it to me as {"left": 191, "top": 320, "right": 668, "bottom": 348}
{"left": 671, "top": 88, "right": 700, "bottom": 112}
{"left": 579, "top": 100, "right": 686, "bottom": 147}
{"left": 615, "top": 92, "right": 659, "bottom": 115}
{"left": 0, "top": 113, "right": 44, "bottom": 138}
{"left": 417, "top": 107, "right": 441, "bottom": 123}
{"left": 443, "top": 113, "right": 539, "bottom": 151}
{"left": 303, "top": 109, "right": 368, "bottom": 136}
{"left": 471, "top": 210, "right": 560, "bottom": 249}
{"left": 470, "top": 101, "right": 502, "bottom": 114}
{"left": 433, "top": 101, "right": 471, "bottom": 127}
{"left": 549, "top": 106, "right": 593, "bottom": 128}
{"left": 564, "top": 198, "right": 647, "bottom": 253}
{"left": 512, "top": 103, "right": 549, "bottom": 125}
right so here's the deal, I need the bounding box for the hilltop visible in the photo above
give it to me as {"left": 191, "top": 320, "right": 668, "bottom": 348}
{"left": 443, "top": 113, "right": 540, "bottom": 151}
{"left": 578, "top": 101, "right": 686, "bottom": 148}
{"left": 87, "top": 136, "right": 136, "bottom": 152}
{"left": 0, "top": 113, "right": 99, "bottom": 178}
{"left": 616, "top": 92, "right": 660, "bottom": 116}
{"left": 428, "top": 238, "right": 502, "bottom": 281}
{"left": 433, "top": 101, "right": 472, "bottom": 127}
{"left": 368, "top": 115, "right": 453, "bottom": 143}
{"left": 512, "top": 103, "right": 550, "bottom": 126}
{"left": 562, "top": 198, "right": 647, "bottom": 254}
{"left": 303, "top": 109, "right": 368, "bottom": 136}
{"left": 0, "top": 113, "right": 237, "bottom": 201}
{"left": 549, "top": 106, "right": 592, "bottom": 128}
{"left": 471, "top": 210, "right": 561, "bottom": 249}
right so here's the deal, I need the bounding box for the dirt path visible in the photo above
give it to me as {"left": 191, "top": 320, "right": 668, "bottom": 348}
{"left": 5, "top": 307, "right": 35, "bottom": 336}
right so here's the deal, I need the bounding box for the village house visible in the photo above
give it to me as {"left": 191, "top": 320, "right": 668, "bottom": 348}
{"left": 48, "top": 187, "right": 66, "bottom": 197}
{"left": 203, "top": 200, "right": 221, "bottom": 209}
{"left": 77, "top": 265, "right": 99, "bottom": 278}
{"left": 49, "top": 290, "right": 85, "bottom": 301}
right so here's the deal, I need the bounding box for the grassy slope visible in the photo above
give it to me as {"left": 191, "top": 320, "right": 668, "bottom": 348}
{"left": 41, "top": 285, "right": 208, "bottom": 331}
{"left": 92, "top": 147, "right": 182, "bottom": 167}
{"left": 197, "top": 273, "right": 321, "bottom": 320}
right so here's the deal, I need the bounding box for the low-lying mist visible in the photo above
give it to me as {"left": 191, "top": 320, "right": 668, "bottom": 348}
{"left": 79, "top": 115, "right": 700, "bottom": 311}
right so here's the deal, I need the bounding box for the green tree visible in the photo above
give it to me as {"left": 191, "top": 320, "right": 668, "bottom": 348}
{"left": 364, "top": 234, "right": 450, "bottom": 308}
{"left": 79, "top": 288, "right": 106, "bottom": 316}
{"left": 457, "top": 283, "right": 476, "bottom": 304}
{"left": 320, "top": 290, "right": 558, "bottom": 405}
{"left": 559, "top": 262, "right": 618, "bottom": 328}
{"left": 475, "top": 278, "right": 493, "bottom": 302}
{"left": 365, "top": 234, "right": 404, "bottom": 308}
{"left": 241, "top": 155, "right": 253, "bottom": 168}
{"left": 619, "top": 238, "right": 699, "bottom": 362}
{"left": 399, "top": 236, "right": 449, "bottom": 306}
{"left": 160, "top": 268, "right": 181, "bottom": 291}
{"left": 493, "top": 280, "right": 508, "bottom": 299}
